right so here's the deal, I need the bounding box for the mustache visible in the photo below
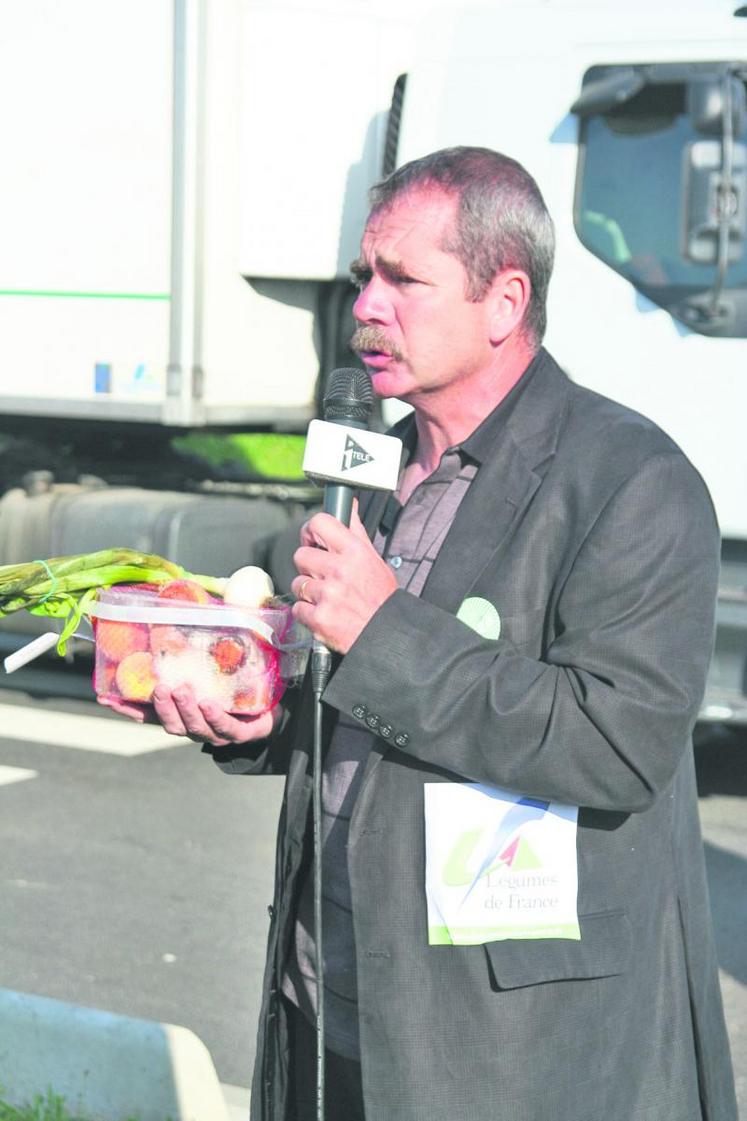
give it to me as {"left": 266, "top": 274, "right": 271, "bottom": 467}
{"left": 350, "top": 326, "right": 404, "bottom": 361}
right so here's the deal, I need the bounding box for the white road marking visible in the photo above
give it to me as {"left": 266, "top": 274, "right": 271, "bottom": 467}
{"left": 0, "top": 764, "right": 38, "bottom": 786}
{"left": 0, "top": 704, "right": 190, "bottom": 756}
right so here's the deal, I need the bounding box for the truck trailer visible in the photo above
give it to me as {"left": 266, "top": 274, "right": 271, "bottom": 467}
{"left": 0, "top": 0, "right": 745, "bottom": 719}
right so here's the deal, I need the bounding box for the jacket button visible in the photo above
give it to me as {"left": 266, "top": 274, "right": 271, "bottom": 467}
{"left": 394, "top": 732, "right": 410, "bottom": 747}
{"left": 352, "top": 704, "right": 367, "bottom": 721}
{"left": 267, "top": 904, "right": 275, "bottom": 919}
{"left": 379, "top": 723, "right": 393, "bottom": 738}
{"left": 365, "top": 713, "right": 380, "bottom": 730}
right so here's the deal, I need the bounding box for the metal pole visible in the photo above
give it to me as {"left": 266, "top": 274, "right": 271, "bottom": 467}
{"left": 166, "top": 0, "right": 206, "bottom": 425}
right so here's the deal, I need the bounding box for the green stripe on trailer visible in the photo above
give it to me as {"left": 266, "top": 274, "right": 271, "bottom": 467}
{"left": 172, "top": 432, "right": 308, "bottom": 481}
{"left": 0, "top": 289, "right": 170, "bottom": 300}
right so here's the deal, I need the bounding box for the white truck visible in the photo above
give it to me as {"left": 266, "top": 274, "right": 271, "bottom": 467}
{"left": 0, "top": 0, "right": 745, "bottom": 719}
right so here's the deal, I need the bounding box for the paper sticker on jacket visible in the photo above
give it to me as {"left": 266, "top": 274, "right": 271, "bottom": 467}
{"left": 424, "top": 782, "right": 580, "bottom": 945}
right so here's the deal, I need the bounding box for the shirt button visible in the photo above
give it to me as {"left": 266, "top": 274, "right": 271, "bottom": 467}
{"left": 394, "top": 732, "right": 410, "bottom": 747}
{"left": 352, "top": 704, "right": 367, "bottom": 721}
{"left": 389, "top": 555, "right": 403, "bottom": 569}
{"left": 365, "top": 713, "right": 380, "bottom": 730}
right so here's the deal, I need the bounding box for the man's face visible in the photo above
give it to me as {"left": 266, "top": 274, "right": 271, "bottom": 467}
{"left": 350, "top": 188, "right": 496, "bottom": 405}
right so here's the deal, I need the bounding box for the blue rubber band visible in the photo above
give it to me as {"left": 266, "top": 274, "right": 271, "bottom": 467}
{"left": 32, "top": 559, "right": 57, "bottom": 605}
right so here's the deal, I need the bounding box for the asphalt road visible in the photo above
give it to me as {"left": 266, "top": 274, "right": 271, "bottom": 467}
{"left": 0, "top": 686, "right": 282, "bottom": 1090}
{"left": 0, "top": 685, "right": 745, "bottom": 1111}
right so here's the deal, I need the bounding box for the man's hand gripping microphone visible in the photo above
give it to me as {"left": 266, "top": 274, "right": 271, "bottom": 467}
{"left": 301, "top": 368, "right": 402, "bottom": 693}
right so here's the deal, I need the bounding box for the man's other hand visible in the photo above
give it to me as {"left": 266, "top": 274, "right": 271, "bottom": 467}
{"left": 291, "top": 501, "right": 398, "bottom": 654}
{"left": 98, "top": 686, "right": 280, "bottom": 746}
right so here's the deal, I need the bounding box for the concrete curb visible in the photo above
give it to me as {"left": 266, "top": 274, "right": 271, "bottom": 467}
{"left": 0, "top": 987, "right": 231, "bottom": 1121}
{"left": 222, "top": 1082, "right": 251, "bottom": 1120}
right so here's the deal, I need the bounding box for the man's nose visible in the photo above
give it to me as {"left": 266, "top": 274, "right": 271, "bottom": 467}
{"left": 353, "top": 279, "right": 393, "bottom": 325}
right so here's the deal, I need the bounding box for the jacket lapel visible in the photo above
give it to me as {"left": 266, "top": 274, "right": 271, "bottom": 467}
{"left": 421, "top": 352, "right": 570, "bottom": 612}
{"left": 421, "top": 433, "right": 541, "bottom": 612}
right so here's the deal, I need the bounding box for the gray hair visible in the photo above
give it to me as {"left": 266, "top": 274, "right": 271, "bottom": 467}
{"left": 369, "top": 147, "right": 555, "bottom": 345}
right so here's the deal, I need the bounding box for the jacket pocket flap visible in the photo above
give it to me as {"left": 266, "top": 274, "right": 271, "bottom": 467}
{"left": 484, "top": 910, "right": 631, "bottom": 991}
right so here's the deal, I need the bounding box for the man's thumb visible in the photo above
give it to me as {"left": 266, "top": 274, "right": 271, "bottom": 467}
{"left": 349, "top": 498, "right": 370, "bottom": 541}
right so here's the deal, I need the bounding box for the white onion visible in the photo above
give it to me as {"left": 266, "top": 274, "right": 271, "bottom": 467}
{"left": 222, "top": 565, "right": 275, "bottom": 608}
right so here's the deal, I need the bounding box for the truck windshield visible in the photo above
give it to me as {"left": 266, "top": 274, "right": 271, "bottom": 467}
{"left": 574, "top": 64, "right": 747, "bottom": 338}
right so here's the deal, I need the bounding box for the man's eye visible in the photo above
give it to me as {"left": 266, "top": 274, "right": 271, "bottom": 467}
{"left": 350, "top": 273, "right": 371, "bottom": 290}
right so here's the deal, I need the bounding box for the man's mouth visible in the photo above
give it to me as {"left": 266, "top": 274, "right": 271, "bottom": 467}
{"left": 350, "top": 326, "right": 403, "bottom": 364}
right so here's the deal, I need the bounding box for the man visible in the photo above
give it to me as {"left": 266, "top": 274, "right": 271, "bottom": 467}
{"left": 105, "top": 147, "right": 737, "bottom": 1120}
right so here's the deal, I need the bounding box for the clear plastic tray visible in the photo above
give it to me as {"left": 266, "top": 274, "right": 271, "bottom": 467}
{"left": 89, "top": 584, "right": 309, "bottom": 715}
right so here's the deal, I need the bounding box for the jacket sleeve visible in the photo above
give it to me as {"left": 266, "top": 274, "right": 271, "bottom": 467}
{"left": 321, "top": 452, "right": 720, "bottom": 813}
{"left": 201, "top": 698, "right": 298, "bottom": 776}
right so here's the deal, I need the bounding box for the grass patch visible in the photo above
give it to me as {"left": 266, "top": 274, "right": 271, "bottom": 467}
{"left": 0, "top": 1088, "right": 166, "bottom": 1121}
{"left": 0, "top": 1089, "right": 76, "bottom": 1121}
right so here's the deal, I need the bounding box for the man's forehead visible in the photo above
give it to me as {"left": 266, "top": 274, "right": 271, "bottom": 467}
{"left": 362, "top": 186, "right": 458, "bottom": 249}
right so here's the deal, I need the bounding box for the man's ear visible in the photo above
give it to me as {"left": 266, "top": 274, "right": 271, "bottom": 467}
{"left": 487, "top": 270, "right": 531, "bottom": 344}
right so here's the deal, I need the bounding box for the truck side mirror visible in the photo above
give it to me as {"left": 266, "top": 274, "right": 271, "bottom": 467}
{"left": 683, "top": 140, "right": 747, "bottom": 264}
{"left": 687, "top": 74, "right": 746, "bottom": 136}
{"left": 683, "top": 76, "right": 747, "bottom": 266}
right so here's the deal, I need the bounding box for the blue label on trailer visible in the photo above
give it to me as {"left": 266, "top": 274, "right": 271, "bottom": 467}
{"left": 94, "top": 363, "right": 112, "bottom": 393}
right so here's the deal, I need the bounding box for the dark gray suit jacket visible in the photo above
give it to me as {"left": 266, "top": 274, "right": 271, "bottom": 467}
{"left": 214, "top": 350, "right": 737, "bottom": 1121}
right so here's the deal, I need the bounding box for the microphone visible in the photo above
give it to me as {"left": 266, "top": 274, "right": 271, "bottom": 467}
{"left": 303, "top": 368, "right": 402, "bottom": 527}
{"left": 302, "top": 368, "right": 403, "bottom": 690}
{"left": 320, "top": 367, "right": 375, "bottom": 524}
{"left": 303, "top": 371, "right": 381, "bottom": 1121}
{"left": 302, "top": 370, "right": 405, "bottom": 1121}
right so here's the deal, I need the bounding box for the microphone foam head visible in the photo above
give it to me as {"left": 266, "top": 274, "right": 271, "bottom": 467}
{"left": 323, "top": 367, "right": 375, "bottom": 423}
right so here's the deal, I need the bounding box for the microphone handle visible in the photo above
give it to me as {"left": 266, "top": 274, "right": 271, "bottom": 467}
{"left": 312, "top": 413, "right": 367, "bottom": 689}
{"left": 319, "top": 408, "right": 367, "bottom": 528}
{"left": 311, "top": 483, "right": 353, "bottom": 693}
{"left": 323, "top": 484, "right": 354, "bottom": 526}
{"left": 311, "top": 639, "right": 333, "bottom": 694}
